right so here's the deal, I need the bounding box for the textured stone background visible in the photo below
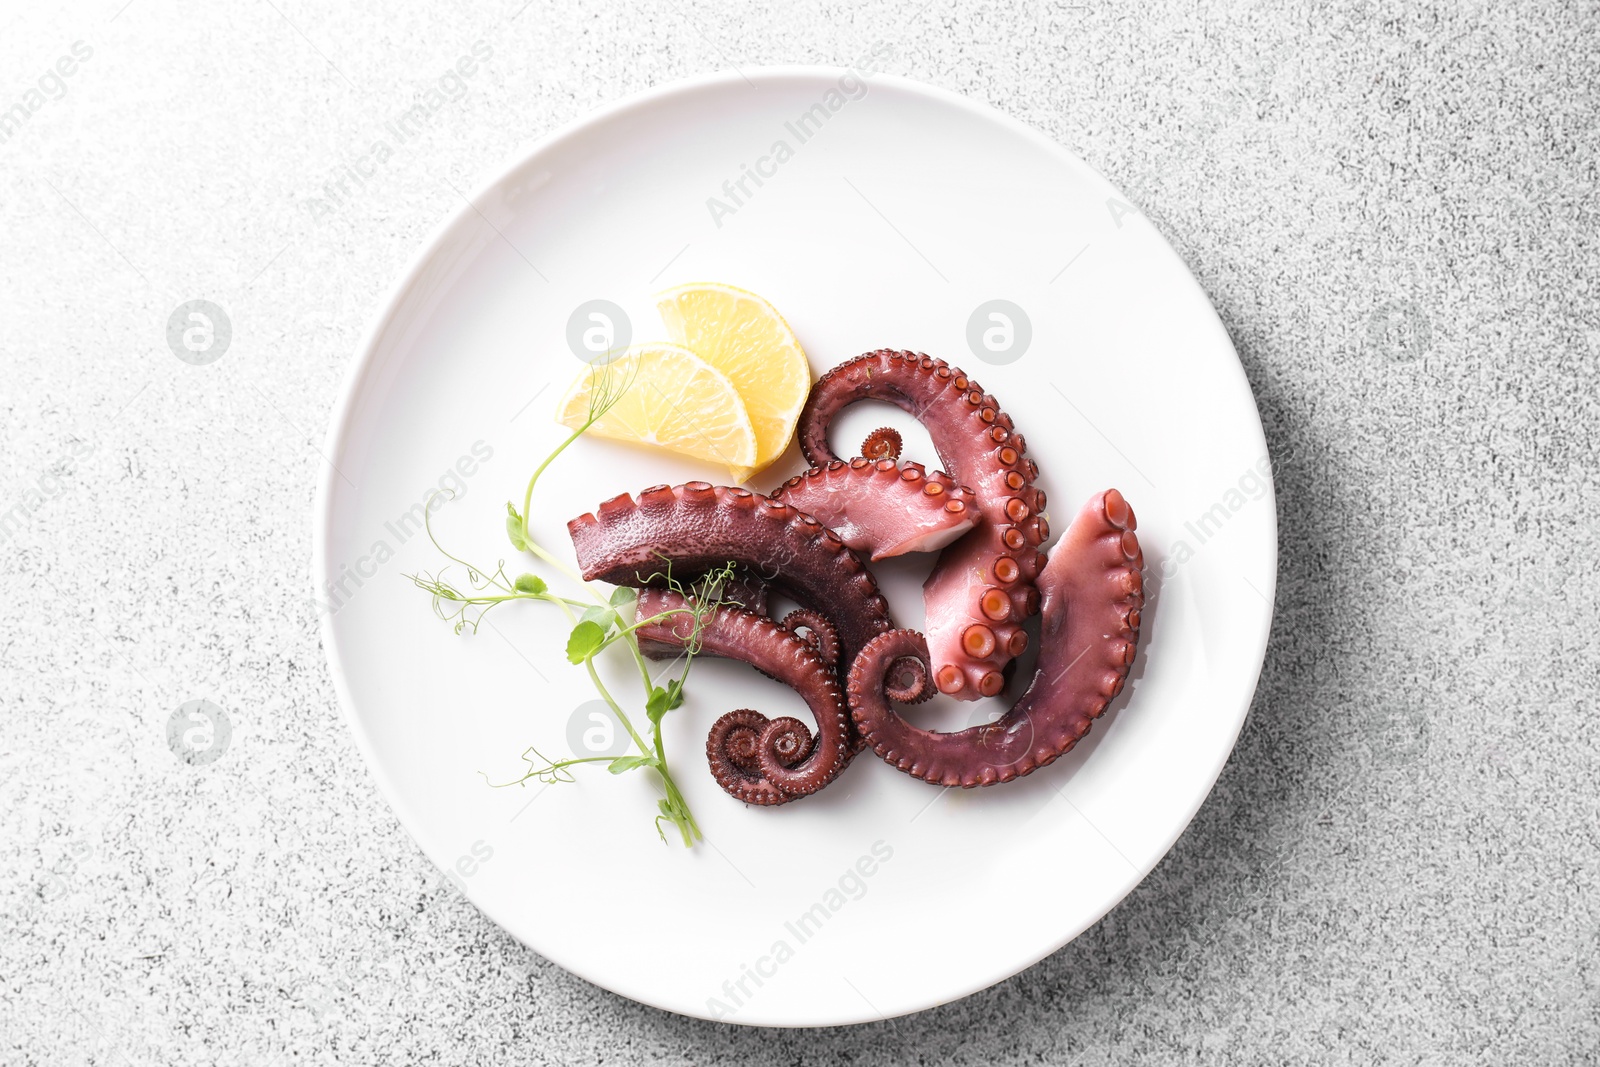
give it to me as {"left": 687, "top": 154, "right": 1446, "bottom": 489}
{"left": 2, "top": 0, "right": 1596, "bottom": 1063}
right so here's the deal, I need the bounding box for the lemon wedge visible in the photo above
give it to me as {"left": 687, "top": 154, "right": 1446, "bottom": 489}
{"left": 656, "top": 282, "right": 810, "bottom": 481}
{"left": 555, "top": 344, "right": 757, "bottom": 473}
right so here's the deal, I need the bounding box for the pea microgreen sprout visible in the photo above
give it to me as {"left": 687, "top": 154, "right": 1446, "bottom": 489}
{"left": 408, "top": 501, "right": 590, "bottom": 633}
{"left": 488, "top": 561, "right": 739, "bottom": 846}
{"left": 505, "top": 355, "right": 637, "bottom": 583}
{"left": 406, "top": 356, "right": 733, "bottom": 847}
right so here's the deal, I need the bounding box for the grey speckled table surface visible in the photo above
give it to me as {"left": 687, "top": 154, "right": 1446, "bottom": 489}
{"left": 3, "top": 0, "right": 1597, "bottom": 1063}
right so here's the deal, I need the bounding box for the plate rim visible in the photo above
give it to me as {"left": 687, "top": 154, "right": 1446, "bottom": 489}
{"left": 313, "top": 64, "right": 1279, "bottom": 1027}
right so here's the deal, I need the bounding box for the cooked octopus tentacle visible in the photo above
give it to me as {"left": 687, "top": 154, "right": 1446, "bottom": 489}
{"left": 798, "top": 350, "right": 1048, "bottom": 699}
{"left": 567, "top": 481, "right": 894, "bottom": 662}
{"left": 635, "top": 588, "right": 854, "bottom": 804}
{"left": 769, "top": 458, "right": 979, "bottom": 561}
{"left": 846, "top": 490, "right": 1143, "bottom": 787}
{"left": 779, "top": 608, "right": 841, "bottom": 671}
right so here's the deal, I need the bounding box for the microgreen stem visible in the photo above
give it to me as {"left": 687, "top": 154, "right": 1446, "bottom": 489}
{"left": 582, "top": 657, "right": 652, "bottom": 759}
{"left": 515, "top": 358, "right": 638, "bottom": 600}
{"left": 520, "top": 427, "right": 583, "bottom": 553}
{"left": 594, "top": 609, "right": 693, "bottom": 655}
{"left": 413, "top": 355, "right": 719, "bottom": 847}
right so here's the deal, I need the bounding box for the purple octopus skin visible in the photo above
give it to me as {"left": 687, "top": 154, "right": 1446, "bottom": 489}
{"left": 776, "top": 608, "right": 841, "bottom": 671}
{"left": 566, "top": 481, "right": 894, "bottom": 663}
{"left": 715, "top": 571, "right": 770, "bottom": 617}
{"left": 634, "top": 588, "right": 853, "bottom": 805}
{"left": 846, "top": 489, "right": 1144, "bottom": 788}
{"left": 797, "top": 350, "right": 1049, "bottom": 700}
{"left": 769, "top": 458, "right": 980, "bottom": 561}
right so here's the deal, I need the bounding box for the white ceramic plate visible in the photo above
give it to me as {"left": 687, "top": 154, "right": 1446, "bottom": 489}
{"left": 315, "top": 68, "right": 1276, "bottom": 1027}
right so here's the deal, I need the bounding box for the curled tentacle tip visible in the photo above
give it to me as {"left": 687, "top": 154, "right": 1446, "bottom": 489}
{"left": 779, "top": 608, "right": 842, "bottom": 671}
{"left": 759, "top": 716, "right": 816, "bottom": 769}
{"left": 886, "top": 654, "right": 933, "bottom": 704}
{"left": 860, "top": 426, "right": 903, "bottom": 462}
{"left": 708, "top": 708, "right": 769, "bottom": 776}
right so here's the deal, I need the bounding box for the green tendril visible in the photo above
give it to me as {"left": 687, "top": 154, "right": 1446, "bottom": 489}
{"left": 409, "top": 358, "right": 736, "bottom": 848}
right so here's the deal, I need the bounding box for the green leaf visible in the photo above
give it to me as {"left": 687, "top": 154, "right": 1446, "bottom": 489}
{"left": 513, "top": 573, "right": 546, "bottom": 595}
{"left": 645, "top": 677, "right": 687, "bottom": 726}
{"left": 645, "top": 687, "right": 670, "bottom": 725}
{"left": 505, "top": 506, "right": 528, "bottom": 552}
{"left": 579, "top": 604, "right": 618, "bottom": 631}
{"left": 610, "top": 586, "right": 636, "bottom": 608}
{"left": 608, "top": 755, "right": 654, "bottom": 774}
{"left": 657, "top": 798, "right": 675, "bottom": 817}
{"left": 565, "top": 620, "right": 605, "bottom": 663}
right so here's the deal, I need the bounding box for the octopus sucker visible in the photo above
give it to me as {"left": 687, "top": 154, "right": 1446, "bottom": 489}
{"left": 769, "top": 459, "right": 979, "bottom": 561}
{"left": 568, "top": 481, "right": 893, "bottom": 661}
{"left": 797, "top": 350, "right": 1046, "bottom": 699}
{"left": 636, "top": 589, "right": 855, "bottom": 805}
{"left": 978, "top": 587, "right": 1011, "bottom": 621}
{"left": 845, "top": 490, "right": 1144, "bottom": 789}
{"left": 561, "top": 340, "right": 1152, "bottom": 807}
